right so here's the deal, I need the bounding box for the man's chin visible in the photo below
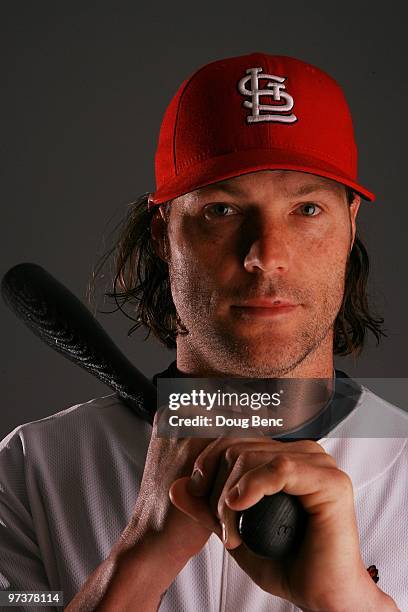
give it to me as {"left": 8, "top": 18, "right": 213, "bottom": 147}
{"left": 218, "top": 326, "right": 297, "bottom": 349}
{"left": 223, "top": 358, "right": 303, "bottom": 378}
{"left": 212, "top": 339, "right": 301, "bottom": 373}
{"left": 207, "top": 324, "right": 315, "bottom": 374}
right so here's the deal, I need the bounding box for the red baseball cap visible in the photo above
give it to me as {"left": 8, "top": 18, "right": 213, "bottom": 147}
{"left": 148, "top": 52, "right": 375, "bottom": 208}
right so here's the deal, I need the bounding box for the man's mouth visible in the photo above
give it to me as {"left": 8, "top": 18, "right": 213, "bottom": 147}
{"left": 235, "top": 298, "right": 296, "bottom": 307}
{"left": 231, "top": 298, "right": 300, "bottom": 318}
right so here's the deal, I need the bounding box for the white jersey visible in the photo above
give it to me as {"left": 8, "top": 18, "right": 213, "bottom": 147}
{"left": 0, "top": 382, "right": 407, "bottom": 611}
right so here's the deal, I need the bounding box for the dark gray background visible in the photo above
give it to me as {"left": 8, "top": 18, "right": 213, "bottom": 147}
{"left": 1, "top": 2, "right": 407, "bottom": 440}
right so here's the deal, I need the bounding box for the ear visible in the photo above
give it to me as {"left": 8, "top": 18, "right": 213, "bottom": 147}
{"left": 349, "top": 194, "right": 361, "bottom": 252}
{"left": 151, "top": 206, "right": 169, "bottom": 262}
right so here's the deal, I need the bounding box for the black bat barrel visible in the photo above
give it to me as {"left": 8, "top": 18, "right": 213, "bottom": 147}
{"left": 1, "top": 263, "right": 156, "bottom": 423}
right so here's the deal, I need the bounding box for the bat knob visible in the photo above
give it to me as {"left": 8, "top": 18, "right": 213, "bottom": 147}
{"left": 237, "top": 491, "right": 307, "bottom": 559}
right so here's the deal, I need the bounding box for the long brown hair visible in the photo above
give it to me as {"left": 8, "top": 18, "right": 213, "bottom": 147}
{"left": 90, "top": 188, "right": 386, "bottom": 356}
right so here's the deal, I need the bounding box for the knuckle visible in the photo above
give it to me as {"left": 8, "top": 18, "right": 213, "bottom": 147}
{"left": 331, "top": 468, "right": 353, "bottom": 492}
{"left": 270, "top": 454, "right": 293, "bottom": 475}
{"left": 302, "top": 440, "right": 324, "bottom": 453}
{"left": 324, "top": 454, "right": 338, "bottom": 468}
{"left": 284, "top": 439, "right": 324, "bottom": 454}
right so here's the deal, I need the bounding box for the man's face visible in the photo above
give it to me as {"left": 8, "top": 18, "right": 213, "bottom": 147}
{"left": 154, "top": 170, "right": 360, "bottom": 377}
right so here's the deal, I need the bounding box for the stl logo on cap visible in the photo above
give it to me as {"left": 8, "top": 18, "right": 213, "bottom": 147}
{"left": 237, "top": 66, "right": 297, "bottom": 124}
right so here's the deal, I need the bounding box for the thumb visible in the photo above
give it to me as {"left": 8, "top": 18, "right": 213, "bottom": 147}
{"left": 169, "top": 477, "right": 222, "bottom": 538}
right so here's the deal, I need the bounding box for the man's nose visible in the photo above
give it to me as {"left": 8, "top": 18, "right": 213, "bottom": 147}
{"left": 243, "top": 224, "right": 291, "bottom": 273}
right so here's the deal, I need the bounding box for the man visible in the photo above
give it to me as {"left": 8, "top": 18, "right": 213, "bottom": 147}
{"left": 1, "top": 53, "right": 406, "bottom": 610}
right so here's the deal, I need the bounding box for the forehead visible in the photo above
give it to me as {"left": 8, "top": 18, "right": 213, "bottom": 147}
{"left": 191, "top": 170, "right": 345, "bottom": 200}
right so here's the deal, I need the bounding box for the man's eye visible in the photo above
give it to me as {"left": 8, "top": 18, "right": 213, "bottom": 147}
{"left": 204, "top": 203, "right": 236, "bottom": 218}
{"left": 297, "top": 203, "right": 322, "bottom": 216}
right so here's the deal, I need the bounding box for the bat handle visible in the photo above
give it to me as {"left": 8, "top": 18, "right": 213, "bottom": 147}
{"left": 237, "top": 491, "right": 307, "bottom": 559}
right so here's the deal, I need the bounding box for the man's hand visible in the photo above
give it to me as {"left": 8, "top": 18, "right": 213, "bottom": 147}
{"left": 117, "top": 408, "right": 222, "bottom": 575}
{"left": 170, "top": 438, "right": 398, "bottom": 611}
{"left": 66, "top": 410, "right": 222, "bottom": 611}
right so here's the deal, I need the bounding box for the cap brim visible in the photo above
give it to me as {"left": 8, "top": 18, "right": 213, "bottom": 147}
{"left": 149, "top": 148, "right": 375, "bottom": 207}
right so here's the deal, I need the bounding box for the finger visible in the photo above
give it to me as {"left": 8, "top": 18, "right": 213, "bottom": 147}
{"left": 169, "top": 477, "right": 222, "bottom": 538}
{"left": 189, "top": 437, "right": 326, "bottom": 496}
{"left": 217, "top": 451, "right": 338, "bottom": 548}
{"left": 208, "top": 445, "right": 298, "bottom": 515}
{"left": 210, "top": 446, "right": 334, "bottom": 518}
{"left": 224, "top": 457, "right": 353, "bottom": 516}
{"left": 188, "top": 436, "right": 272, "bottom": 496}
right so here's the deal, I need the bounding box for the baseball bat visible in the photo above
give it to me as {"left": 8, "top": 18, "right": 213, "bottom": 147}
{"left": 1, "top": 262, "right": 307, "bottom": 559}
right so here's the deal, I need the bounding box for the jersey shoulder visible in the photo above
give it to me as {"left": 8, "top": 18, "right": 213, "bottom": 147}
{"left": 0, "top": 393, "right": 152, "bottom": 475}
{"left": 328, "top": 383, "right": 408, "bottom": 438}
